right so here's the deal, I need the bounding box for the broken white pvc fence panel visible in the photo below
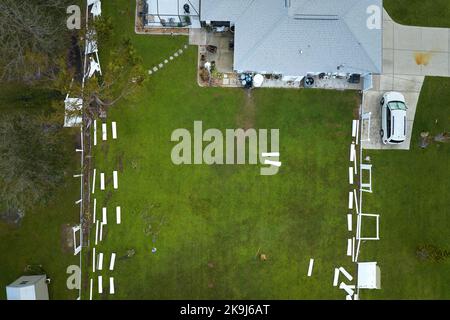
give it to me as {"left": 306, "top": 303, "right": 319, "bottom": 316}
{"left": 353, "top": 190, "right": 359, "bottom": 214}
{"left": 100, "top": 173, "right": 105, "bottom": 190}
{"left": 355, "top": 120, "right": 360, "bottom": 145}
{"left": 102, "top": 123, "right": 107, "bottom": 141}
{"left": 89, "top": 278, "right": 93, "bottom": 300}
{"left": 98, "top": 276, "right": 103, "bottom": 294}
{"left": 347, "top": 214, "right": 352, "bottom": 231}
{"left": 92, "top": 247, "right": 96, "bottom": 273}
{"left": 113, "top": 171, "right": 118, "bottom": 189}
{"left": 93, "top": 198, "right": 97, "bottom": 223}
{"left": 347, "top": 239, "right": 352, "bottom": 256}
{"left": 358, "top": 213, "right": 380, "bottom": 241}
{"left": 360, "top": 164, "right": 373, "bottom": 193}
{"left": 346, "top": 295, "right": 353, "bottom": 300}
{"left": 349, "top": 191, "right": 355, "bottom": 210}
{"left": 352, "top": 120, "right": 358, "bottom": 138}
{"left": 116, "top": 206, "right": 121, "bottom": 224}
{"left": 72, "top": 225, "right": 82, "bottom": 255}
{"left": 102, "top": 207, "right": 107, "bottom": 225}
{"left": 350, "top": 143, "right": 358, "bottom": 175}
{"left": 95, "top": 220, "right": 99, "bottom": 245}
{"left": 339, "top": 267, "right": 353, "bottom": 281}
{"left": 350, "top": 143, "right": 356, "bottom": 162}
{"left": 307, "top": 259, "right": 314, "bottom": 277}
{"left": 97, "top": 252, "right": 103, "bottom": 270}
{"left": 109, "top": 277, "right": 115, "bottom": 294}
{"left": 339, "top": 282, "right": 355, "bottom": 296}
{"left": 112, "top": 122, "right": 117, "bottom": 139}
{"left": 94, "top": 120, "right": 97, "bottom": 146}
{"left": 92, "top": 169, "right": 96, "bottom": 194}
{"left": 333, "top": 268, "right": 340, "bottom": 287}
{"left": 352, "top": 237, "right": 356, "bottom": 262}
{"left": 109, "top": 253, "right": 116, "bottom": 271}
{"left": 88, "top": 57, "right": 101, "bottom": 78}
{"left": 349, "top": 167, "right": 354, "bottom": 184}
{"left": 99, "top": 222, "right": 104, "bottom": 242}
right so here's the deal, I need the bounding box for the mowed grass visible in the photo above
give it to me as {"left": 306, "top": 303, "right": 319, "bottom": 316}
{"left": 384, "top": 0, "right": 450, "bottom": 28}
{"left": 0, "top": 85, "right": 80, "bottom": 300}
{"left": 88, "top": 0, "right": 359, "bottom": 299}
{"left": 358, "top": 77, "right": 450, "bottom": 299}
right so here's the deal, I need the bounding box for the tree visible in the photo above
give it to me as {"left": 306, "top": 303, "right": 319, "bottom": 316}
{"left": 0, "top": 0, "right": 72, "bottom": 82}
{"left": 0, "top": 112, "right": 71, "bottom": 213}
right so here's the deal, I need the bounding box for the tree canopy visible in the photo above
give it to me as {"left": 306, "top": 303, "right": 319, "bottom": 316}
{"left": 0, "top": 0, "right": 72, "bottom": 82}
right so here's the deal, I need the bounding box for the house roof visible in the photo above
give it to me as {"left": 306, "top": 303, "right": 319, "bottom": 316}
{"left": 201, "top": 0, "right": 382, "bottom": 75}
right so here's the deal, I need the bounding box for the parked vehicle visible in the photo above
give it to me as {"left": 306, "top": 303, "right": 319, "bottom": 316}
{"left": 380, "top": 91, "right": 408, "bottom": 144}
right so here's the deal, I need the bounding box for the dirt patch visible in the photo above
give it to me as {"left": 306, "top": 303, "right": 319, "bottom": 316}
{"left": 117, "top": 152, "right": 124, "bottom": 173}
{"left": 236, "top": 89, "right": 256, "bottom": 130}
{"left": 102, "top": 190, "right": 113, "bottom": 208}
{"left": 61, "top": 224, "right": 74, "bottom": 254}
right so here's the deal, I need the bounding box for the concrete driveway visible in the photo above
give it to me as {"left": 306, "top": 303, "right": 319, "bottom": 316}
{"left": 362, "top": 9, "right": 449, "bottom": 150}
{"left": 383, "top": 10, "right": 450, "bottom": 77}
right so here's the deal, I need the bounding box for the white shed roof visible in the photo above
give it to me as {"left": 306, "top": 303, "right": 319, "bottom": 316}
{"left": 357, "top": 262, "right": 381, "bottom": 289}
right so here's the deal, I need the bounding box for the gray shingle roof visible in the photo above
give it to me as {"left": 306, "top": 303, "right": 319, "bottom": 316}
{"left": 201, "top": 0, "right": 382, "bottom": 75}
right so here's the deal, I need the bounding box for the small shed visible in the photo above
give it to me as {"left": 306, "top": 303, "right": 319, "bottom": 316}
{"left": 357, "top": 262, "right": 381, "bottom": 289}
{"left": 6, "top": 275, "right": 49, "bottom": 300}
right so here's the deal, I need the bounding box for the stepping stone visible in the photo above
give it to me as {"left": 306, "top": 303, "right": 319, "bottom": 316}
{"left": 148, "top": 70, "right": 153, "bottom": 75}
{"left": 184, "top": 44, "right": 188, "bottom": 49}
{"left": 164, "top": 59, "right": 168, "bottom": 64}
{"left": 169, "top": 56, "right": 173, "bottom": 60}
{"left": 178, "top": 49, "right": 183, "bottom": 54}
{"left": 174, "top": 52, "right": 179, "bottom": 57}
{"left": 152, "top": 67, "right": 158, "bottom": 72}
{"left": 158, "top": 63, "right": 163, "bottom": 68}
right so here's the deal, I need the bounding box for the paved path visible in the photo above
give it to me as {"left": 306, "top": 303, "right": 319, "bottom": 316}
{"left": 362, "top": 9, "right": 450, "bottom": 150}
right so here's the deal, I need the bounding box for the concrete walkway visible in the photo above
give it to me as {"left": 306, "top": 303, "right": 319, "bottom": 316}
{"left": 362, "top": 9, "right": 450, "bottom": 150}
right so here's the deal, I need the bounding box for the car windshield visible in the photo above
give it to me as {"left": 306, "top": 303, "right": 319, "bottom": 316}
{"left": 388, "top": 101, "right": 407, "bottom": 110}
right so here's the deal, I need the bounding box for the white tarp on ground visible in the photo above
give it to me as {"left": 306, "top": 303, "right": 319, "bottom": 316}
{"left": 357, "top": 262, "right": 381, "bottom": 289}
{"left": 64, "top": 97, "right": 83, "bottom": 127}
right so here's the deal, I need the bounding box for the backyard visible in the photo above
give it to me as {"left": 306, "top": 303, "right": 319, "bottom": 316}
{"left": 0, "top": 0, "right": 448, "bottom": 301}
{"left": 87, "top": 0, "right": 359, "bottom": 299}
{"left": 87, "top": 0, "right": 450, "bottom": 300}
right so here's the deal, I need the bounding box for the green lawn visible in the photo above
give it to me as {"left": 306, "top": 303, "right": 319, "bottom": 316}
{"left": 359, "top": 77, "right": 450, "bottom": 299}
{"left": 87, "top": 0, "right": 359, "bottom": 300}
{"left": 0, "top": 85, "right": 80, "bottom": 300}
{"left": 384, "top": 0, "right": 450, "bottom": 28}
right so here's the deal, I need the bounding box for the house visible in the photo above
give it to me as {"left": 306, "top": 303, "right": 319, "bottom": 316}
{"left": 200, "top": 0, "right": 382, "bottom": 78}
{"left": 6, "top": 275, "right": 50, "bottom": 300}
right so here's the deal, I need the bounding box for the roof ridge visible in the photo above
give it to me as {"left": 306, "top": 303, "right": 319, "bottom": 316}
{"left": 339, "top": 17, "right": 380, "bottom": 73}
{"left": 236, "top": 12, "right": 288, "bottom": 69}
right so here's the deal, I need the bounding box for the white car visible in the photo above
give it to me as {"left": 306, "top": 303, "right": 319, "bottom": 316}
{"left": 380, "top": 92, "right": 408, "bottom": 144}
